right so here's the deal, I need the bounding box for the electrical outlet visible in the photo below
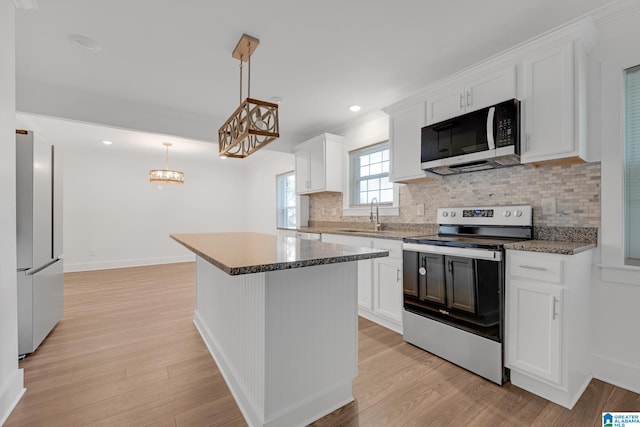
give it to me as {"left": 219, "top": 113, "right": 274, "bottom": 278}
{"left": 417, "top": 203, "right": 425, "bottom": 216}
{"left": 542, "top": 198, "right": 557, "bottom": 215}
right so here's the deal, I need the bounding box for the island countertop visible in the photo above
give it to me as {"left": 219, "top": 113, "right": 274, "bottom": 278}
{"left": 171, "top": 232, "right": 389, "bottom": 275}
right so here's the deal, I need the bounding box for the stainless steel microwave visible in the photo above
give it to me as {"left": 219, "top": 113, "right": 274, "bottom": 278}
{"left": 421, "top": 99, "right": 521, "bottom": 176}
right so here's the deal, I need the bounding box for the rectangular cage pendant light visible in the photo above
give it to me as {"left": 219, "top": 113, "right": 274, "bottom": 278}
{"left": 218, "top": 34, "right": 279, "bottom": 158}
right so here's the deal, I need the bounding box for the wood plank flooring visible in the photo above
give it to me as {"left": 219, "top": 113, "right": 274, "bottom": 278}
{"left": 6, "top": 262, "right": 639, "bottom": 426}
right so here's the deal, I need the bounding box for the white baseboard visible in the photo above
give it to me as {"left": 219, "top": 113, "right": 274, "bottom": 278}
{"left": 592, "top": 353, "right": 640, "bottom": 394}
{"left": 0, "top": 368, "right": 25, "bottom": 426}
{"left": 358, "top": 308, "right": 403, "bottom": 334}
{"left": 64, "top": 254, "right": 195, "bottom": 272}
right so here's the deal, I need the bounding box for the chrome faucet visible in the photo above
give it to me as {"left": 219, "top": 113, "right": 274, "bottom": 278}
{"left": 370, "top": 198, "right": 382, "bottom": 231}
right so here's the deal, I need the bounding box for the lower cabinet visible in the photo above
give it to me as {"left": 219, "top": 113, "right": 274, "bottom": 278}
{"left": 505, "top": 249, "right": 592, "bottom": 409}
{"left": 322, "top": 233, "right": 403, "bottom": 333}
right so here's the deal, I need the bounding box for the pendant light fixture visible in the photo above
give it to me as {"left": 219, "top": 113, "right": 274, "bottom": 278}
{"left": 218, "top": 34, "right": 279, "bottom": 158}
{"left": 149, "top": 142, "right": 184, "bottom": 184}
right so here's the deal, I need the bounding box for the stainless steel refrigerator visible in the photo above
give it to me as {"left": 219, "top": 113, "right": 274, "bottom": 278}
{"left": 16, "top": 129, "right": 64, "bottom": 357}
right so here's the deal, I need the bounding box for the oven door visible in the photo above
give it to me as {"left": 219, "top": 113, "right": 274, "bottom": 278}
{"left": 403, "top": 243, "right": 503, "bottom": 330}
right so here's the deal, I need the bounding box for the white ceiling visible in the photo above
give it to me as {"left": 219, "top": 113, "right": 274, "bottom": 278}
{"left": 15, "top": 0, "right": 616, "bottom": 157}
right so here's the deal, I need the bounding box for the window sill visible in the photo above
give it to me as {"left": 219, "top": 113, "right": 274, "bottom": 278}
{"left": 597, "top": 264, "right": 640, "bottom": 286}
{"left": 342, "top": 206, "right": 400, "bottom": 217}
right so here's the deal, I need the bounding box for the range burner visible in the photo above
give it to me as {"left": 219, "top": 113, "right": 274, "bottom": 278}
{"left": 404, "top": 205, "right": 533, "bottom": 248}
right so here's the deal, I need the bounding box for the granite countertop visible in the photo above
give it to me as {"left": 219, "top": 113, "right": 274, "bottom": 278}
{"left": 503, "top": 240, "right": 596, "bottom": 255}
{"left": 282, "top": 223, "right": 437, "bottom": 240}
{"left": 296, "top": 227, "right": 423, "bottom": 240}
{"left": 171, "top": 232, "right": 389, "bottom": 275}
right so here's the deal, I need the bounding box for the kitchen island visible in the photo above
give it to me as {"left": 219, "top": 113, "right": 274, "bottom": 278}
{"left": 170, "top": 232, "right": 388, "bottom": 427}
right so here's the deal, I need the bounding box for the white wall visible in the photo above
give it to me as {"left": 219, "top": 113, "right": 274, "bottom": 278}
{"left": 588, "top": 2, "right": 640, "bottom": 394}
{"left": 243, "top": 150, "right": 296, "bottom": 235}
{"left": 0, "top": 2, "right": 25, "bottom": 424}
{"left": 62, "top": 146, "right": 248, "bottom": 271}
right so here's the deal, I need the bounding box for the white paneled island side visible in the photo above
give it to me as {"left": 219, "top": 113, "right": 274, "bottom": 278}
{"left": 170, "top": 232, "right": 388, "bottom": 427}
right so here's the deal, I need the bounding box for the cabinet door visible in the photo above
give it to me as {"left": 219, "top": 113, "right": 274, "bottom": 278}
{"left": 295, "top": 148, "right": 311, "bottom": 194}
{"left": 308, "top": 139, "right": 326, "bottom": 192}
{"left": 445, "top": 256, "right": 476, "bottom": 313}
{"left": 465, "top": 65, "right": 516, "bottom": 113}
{"left": 521, "top": 41, "right": 575, "bottom": 163}
{"left": 388, "top": 102, "right": 428, "bottom": 182}
{"left": 373, "top": 257, "right": 403, "bottom": 323}
{"left": 426, "top": 84, "right": 466, "bottom": 125}
{"left": 506, "top": 278, "right": 563, "bottom": 385}
{"left": 418, "top": 253, "right": 446, "bottom": 305}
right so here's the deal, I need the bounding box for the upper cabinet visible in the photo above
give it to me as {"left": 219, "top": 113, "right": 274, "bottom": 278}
{"left": 294, "top": 133, "right": 343, "bottom": 194}
{"left": 384, "top": 100, "right": 430, "bottom": 183}
{"left": 426, "top": 65, "right": 516, "bottom": 125}
{"left": 382, "top": 18, "right": 596, "bottom": 183}
{"left": 520, "top": 39, "right": 588, "bottom": 164}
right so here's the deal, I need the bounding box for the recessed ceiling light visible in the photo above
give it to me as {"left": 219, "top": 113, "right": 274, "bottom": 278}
{"left": 349, "top": 105, "right": 361, "bottom": 112}
{"left": 269, "top": 96, "right": 285, "bottom": 104}
{"left": 69, "top": 34, "right": 102, "bottom": 52}
{"left": 102, "top": 140, "right": 112, "bottom": 145}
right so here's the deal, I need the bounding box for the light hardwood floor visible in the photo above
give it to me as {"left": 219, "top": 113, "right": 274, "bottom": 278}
{"left": 6, "top": 262, "right": 639, "bottom": 426}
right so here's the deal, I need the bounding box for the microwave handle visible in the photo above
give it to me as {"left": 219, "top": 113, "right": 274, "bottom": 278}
{"left": 486, "top": 107, "right": 495, "bottom": 150}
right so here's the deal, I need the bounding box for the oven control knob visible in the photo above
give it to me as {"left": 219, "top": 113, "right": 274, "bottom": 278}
{"left": 419, "top": 267, "right": 427, "bottom": 276}
{"left": 502, "top": 210, "right": 511, "bottom": 217}
{"left": 514, "top": 209, "right": 523, "bottom": 217}
{"left": 442, "top": 212, "right": 449, "bottom": 217}
{"left": 450, "top": 211, "right": 456, "bottom": 217}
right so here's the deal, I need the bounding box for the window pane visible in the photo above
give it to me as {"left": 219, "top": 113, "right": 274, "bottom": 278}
{"left": 381, "top": 176, "right": 391, "bottom": 189}
{"left": 370, "top": 151, "right": 382, "bottom": 163}
{"left": 360, "top": 191, "right": 367, "bottom": 203}
{"left": 359, "top": 154, "right": 370, "bottom": 166}
{"left": 382, "top": 161, "right": 389, "bottom": 173}
{"left": 276, "top": 172, "right": 296, "bottom": 228}
{"left": 370, "top": 162, "right": 382, "bottom": 175}
{"left": 382, "top": 149, "right": 389, "bottom": 161}
{"left": 368, "top": 178, "right": 380, "bottom": 190}
{"left": 360, "top": 165, "right": 369, "bottom": 177}
{"left": 380, "top": 189, "right": 393, "bottom": 203}
{"left": 625, "top": 65, "right": 640, "bottom": 265}
{"left": 359, "top": 181, "right": 368, "bottom": 192}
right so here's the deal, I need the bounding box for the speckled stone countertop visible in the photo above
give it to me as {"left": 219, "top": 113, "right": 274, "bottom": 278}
{"left": 284, "top": 222, "right": 439, "bottom": 240}
{"left": 171, "top": 232, "right": 389, "bottom": 275}
{"left": 503, "top": 240, "right": 596, "bottom": 255}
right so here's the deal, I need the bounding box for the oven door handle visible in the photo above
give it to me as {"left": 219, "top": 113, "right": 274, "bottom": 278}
{"left": 403, "top": 243, "right": 502, "bottom": 261}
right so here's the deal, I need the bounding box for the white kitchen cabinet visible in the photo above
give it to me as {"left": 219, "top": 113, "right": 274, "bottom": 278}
{"left": 384, "top": 101, "right": 430, "bottom": 183}
{"left": 505, "top": 248, "right": 593, "bottom": 409}
{"left": 294, "top": 133, "right": 343, "bottom": 194}
{"left": 507, "top": 277, "right": 563, "bottom": 384}
{"left": 426, "top": 65, "right": 516, "bottom": 125}
{"left": 373, "top": 256, "right": 403, "bottom": 324}
{"left": 322, "top": 234, "right": 403, "bottom": 333}
{"left": 520, "top": 41, "right": 587, "bottom": 164}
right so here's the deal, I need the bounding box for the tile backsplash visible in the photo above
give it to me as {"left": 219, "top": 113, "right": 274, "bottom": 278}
{"left": 309, "top": 162, "right": 601, "bottom": 228}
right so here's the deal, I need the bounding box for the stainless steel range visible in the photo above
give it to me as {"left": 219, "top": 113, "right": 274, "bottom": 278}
{"left": 402, "top": 205, "right": 532, "bottom": 384}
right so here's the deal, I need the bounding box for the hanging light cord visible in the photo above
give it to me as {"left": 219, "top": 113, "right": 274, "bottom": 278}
{"left": 239, "top": 54, "right": 243, "bottom": 104}
{"left": 247, "top": 41, "right": 252, "bottom": 99}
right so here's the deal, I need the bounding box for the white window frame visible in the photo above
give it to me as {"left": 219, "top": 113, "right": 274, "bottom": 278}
{"left": 349, "top": 142, "right": 394, "bottom": 207}
{"left": 276, "top": 171, "right": 296, "bottom": 228}
{"left": 342, "top": 140, "right": 399, "bottom": 217}
{"left": 624, "top": 64, "right": 640, "bottom": 267}
{"left": 600, "top": 58, "right": 640, "bottom": 286}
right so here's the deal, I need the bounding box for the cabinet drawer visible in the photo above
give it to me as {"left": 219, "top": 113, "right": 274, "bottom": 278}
{"left": 509, "top": 252, "right": 563, "bottom": 284}
{"left": 373, "top": 239, "right": 403, "bottom": 259}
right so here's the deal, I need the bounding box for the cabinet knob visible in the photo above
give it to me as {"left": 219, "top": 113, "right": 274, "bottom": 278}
{"left": 419, "top": 267, "right": 427, "bottom": 276}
